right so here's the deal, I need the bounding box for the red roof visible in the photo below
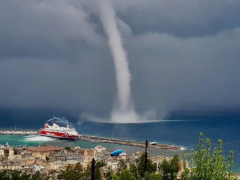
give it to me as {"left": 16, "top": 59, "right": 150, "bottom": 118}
{"left": 26, "top": 146, "right": 64, "bottom": 153}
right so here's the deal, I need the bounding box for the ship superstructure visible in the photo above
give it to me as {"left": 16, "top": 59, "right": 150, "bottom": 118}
{"left": 39, "top": 117, "right": 78, "bottom": 140}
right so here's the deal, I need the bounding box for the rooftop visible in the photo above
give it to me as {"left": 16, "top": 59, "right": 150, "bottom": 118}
{"left": 26, "top": 146, "right": 64, "bottom": 153}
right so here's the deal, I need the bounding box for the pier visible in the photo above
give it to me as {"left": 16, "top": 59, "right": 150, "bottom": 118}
{"left": 0, "top": 130, "right": 38, "bottom": 135}
{"left": 0, "top": 130, "right": 181, "bottom": 150}
{"left": 79, "top": 135, "right": 181, "bottom": 150}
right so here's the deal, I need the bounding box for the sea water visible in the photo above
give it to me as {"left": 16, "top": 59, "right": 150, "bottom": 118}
{"left": 0, "top": 118, "right": 240, "bottom": 172}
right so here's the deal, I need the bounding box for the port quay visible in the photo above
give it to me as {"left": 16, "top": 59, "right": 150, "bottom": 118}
{"left": 0, "top": 130, "right": 181, "bottom": 150}
{"left": 0, "top": 130, "right": 38, "bottom": 135}
{"left": 79, "top": 135, "right": 180, "bottom": 150}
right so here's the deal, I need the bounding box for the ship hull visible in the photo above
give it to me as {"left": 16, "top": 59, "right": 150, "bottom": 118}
{"left": 39, "top": 130, "right": 78, "bottom": 141}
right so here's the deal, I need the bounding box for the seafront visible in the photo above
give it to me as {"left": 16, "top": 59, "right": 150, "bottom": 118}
{"left": 79, "top": 135, "right": 181, "bottom": 150}
{"left": 0, "top": 130, "right": 38, "bottom": 135}
{"left": 0, "top": 143, "right": 184, "bottom": 179}
{"left": 0, "top": 130, "right": 181, "bottom": 150}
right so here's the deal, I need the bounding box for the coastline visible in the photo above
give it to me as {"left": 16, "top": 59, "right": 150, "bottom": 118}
{"left": 0, "top": 130, "right": 181, "bottom": 151}
{"left": 79, "top": 134, "right": 181, "bottom": 150}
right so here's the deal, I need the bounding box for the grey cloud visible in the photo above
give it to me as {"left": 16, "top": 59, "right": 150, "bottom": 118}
{"left": 127, "top": 29, "right": 240, "bottom": 112}
{"left": 113, "top": 0, "right": 240, "bottom": 37}
{"left": 0, "top": 0, "right": 240, "bottom": 119}
{"left": 0, "top": 0, "right": 103, "bottom": 59}
{"left": 0, "top": 57, "right": 115, "bottom": 113}
{"left": 79, "top": 0, "right": 240, "bottom": 37}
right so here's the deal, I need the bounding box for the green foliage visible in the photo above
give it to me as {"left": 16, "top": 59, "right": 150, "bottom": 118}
{"left": 64, "top": 147, "right": 71, "bottom": 151}
{"left": 31, "top": 171, "right": 42, "bottom": 180}
{"left": 144, "top": 172, "right": 163, "bottom": 180}
{"left": 117, "top": 169, "right": 136, "bottom": 180}
{"left": 130, "top": 163, "right": 139, "bottom": 178}
{"left": 137, "top": 153, "right": 157, "bottom": 177}
{"left": 96, "top": 161, "right": 107, "bottom": 180}
{"left": 0, "top": 171, "right": 10, "bottom": 179}
{"left": 11, "top": 171, "right": 22, "bottom": 180}
{"left": 159, "top": 154, "right": 179, "bottom": 180}
{"left": 181, "top": 132, "right": 236, "bottom": 180}
{"left": 117, "top": 159, "right": 127, "bottom": 175}
{"left": 60, "top": 162, "right": 102, "bottom": 180}
{"left": 60, "top": 162, "right": 88, "bottom": 180}
{"left": 1, "top": 134, "right": 235, "bottom": 180}
{"left": 0, "top": 171, "right": 49, "bottom": 180}
{"left": 45, "top": 156, "right": 49, "bottom": 161}
{"left": 96, "top": 161, "right": 107, "bottom": 169}
{"left": 105, "top": 171, "right": 115, "bottom": 180}
{"left": 82, "top": 165, "right": 92, "bottom": 179}
{"left": 95, "top": 167, "right": 101, "bottom": 180}
{"left": 148, "top": 173, "right": 163, "bottom": 180}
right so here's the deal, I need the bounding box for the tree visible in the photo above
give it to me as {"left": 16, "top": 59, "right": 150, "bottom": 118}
{"left": 81, "top": 164, "right": 91, "bottom": 179}
{"left": 73, "top": 163, "right": 84, "bottom": 180}
{"left": 0, "top": 170, "right": 10, "bottom": 180}
{"left": 181, "top": 132, "right": 236, "bottom": 180}
{"left": 130, "top": 163, "right": 139, "bottom": 178}
{"left": 159, "top": 159, "right": 170, "bottom": 179}
{"left": 46, "top": 156, "right": 49, "bottom": 162}
{"left": 64, "top": 147, "right": 71, "bottom": 151}
{"left": 60, "top": 163, "right": 84, "bottom": 180}
{"left": 159, "top": 154, "right": 179, "bottom": 180}
{"left": 148, "top": 173, "right": 163, "bottom": 180}
{"left": 136, "top": 153, "right": 157, "bottom": 178}
{"left": 31, "top": 171, "right": 50, "bottom": 180}
{"left": 60, "top": 165, "right": 74, "bottom": 180}
{"left": 10, "top": 171, "right": 21, "bottom": 180}
{"left": 105, "top": 171, "right": 115, "bottom": 180}
{"left": 118, "top": 169, "right": 136, "bottom": 180}
{"left": 96, "top": 161, "right": 107, "bottom": 180}
{"left": 31, "top": 171, "right": 41, "bottom": 180}
{"left": 170, "top": 155, "right": 180, "bottom": 179}
{"left": 95, "top": 167, "right": 101, "bottom": 180}
{"left": 117, "top": 159, "right": 127, "bottom": 175}
{"left": 0, "top": 170, "right": 49, "bottom": 180}
{"left": 19, "top": 171, "right": 31, "bottom": 180}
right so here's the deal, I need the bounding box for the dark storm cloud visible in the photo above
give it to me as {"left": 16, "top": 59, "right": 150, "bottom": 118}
{"left": 0, "top": 0, "right": 103, "bottom": 59}
{"left": 128, "top": 30, "right": 240, "bottom": 112}
{"left": 0, "top": 0, "right": 240, "bottom": 119}
{"left": 113, "top": 0, "right": 240, "bottom": 37}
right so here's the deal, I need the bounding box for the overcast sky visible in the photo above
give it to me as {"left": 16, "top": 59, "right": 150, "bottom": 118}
{"left": 1, "top": 0, "right": 240, "bottom": 119}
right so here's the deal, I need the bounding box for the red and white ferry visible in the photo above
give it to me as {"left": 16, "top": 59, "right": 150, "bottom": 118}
{"left": 39, "top": 118, "right": 78, "bottom": 140}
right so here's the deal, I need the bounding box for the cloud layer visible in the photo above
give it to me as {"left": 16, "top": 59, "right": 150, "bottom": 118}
{"left": 1, "top": 0, "right": 240, "bottom": 119}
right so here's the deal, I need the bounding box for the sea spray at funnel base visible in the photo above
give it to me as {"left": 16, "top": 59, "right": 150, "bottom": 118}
{"left": 96, "top": 0, "right": 138, "bottom": 123}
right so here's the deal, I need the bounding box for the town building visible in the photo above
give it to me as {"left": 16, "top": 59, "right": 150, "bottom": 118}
{"left": 107, "top": 158, "right": 119, "bottom": 171}
{"left": 26, "top": 146, "right": 64, "bottom": 160}
{"left": 0, "top": 161, "right": 22, "bottom": 170}
{"left": 48, "top": 149, "right": 83, "bottom": 162}
{"left": 77, "top": 148, "right": 97, "bottom": 168}
{"left": 0, "top": 149, "right": 4, "bottom": 156}
{"left": 94, "top": 145, "right": 106, "bottom": 153}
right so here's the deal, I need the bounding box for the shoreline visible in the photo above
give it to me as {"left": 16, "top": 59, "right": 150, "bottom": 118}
{"left": 0, "top": 130, "right": 181, "bottom": 151}
{"left": 79, "top": 134, "right": 181, "bottom": 150}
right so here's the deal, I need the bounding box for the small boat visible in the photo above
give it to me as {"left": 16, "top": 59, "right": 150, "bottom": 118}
{"left": 149, "top": 142, "right": 157, "bottom": 145}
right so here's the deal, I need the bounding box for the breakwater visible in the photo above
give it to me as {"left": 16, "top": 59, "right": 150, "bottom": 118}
{"left": 0, "top": 130, "right": 38, "bottom": 135}
{"left": 79, "top": 135, "right": 181, "bottom": 150}
{"left": 0, "top": 130, "right": 181, "bottom": 150}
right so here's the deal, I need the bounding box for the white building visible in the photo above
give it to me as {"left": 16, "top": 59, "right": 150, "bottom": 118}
{"left": 30, "top": 164, "right": 44, "bottom": 172}
{"left": 107, "top": 158, "right": 119, "bottom": 171}
{"left": 119, "top": 152, "right": 127, "bottom": 160}
{"left": 94, "top": 145, "right": 106, "bottom": 153}
{"left": 0, "top": 149, "right": 4, "bottom": 156}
